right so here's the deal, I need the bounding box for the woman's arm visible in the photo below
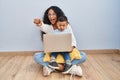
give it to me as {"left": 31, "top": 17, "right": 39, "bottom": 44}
{"left": 34, "top": 18, "right": 53, "bottom": 33}
{"left": 38, "top": 22, "right": 53, "bottom": 33}
{"left": 67, "top": 24, "right": 77, "bottom": 47}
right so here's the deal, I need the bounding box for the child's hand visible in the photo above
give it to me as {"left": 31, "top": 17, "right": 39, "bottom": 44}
{"left": 34, "top": 18, "right": 42, "bottom": 26}
{"left": 70, "top": 46, "right": 75, "bottom": 53}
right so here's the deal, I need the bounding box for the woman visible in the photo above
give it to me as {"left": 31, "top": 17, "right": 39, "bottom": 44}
{"left": 34, "top": 6, "right": 86, "bottom": 76}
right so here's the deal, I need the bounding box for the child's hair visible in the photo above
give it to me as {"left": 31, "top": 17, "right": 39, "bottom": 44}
{"left": 57, "top": 15, "right": 68, "bottom": 23}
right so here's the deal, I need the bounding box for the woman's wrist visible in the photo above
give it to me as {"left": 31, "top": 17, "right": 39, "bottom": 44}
{"left": 36, "top": 23, "right": 42, "bottom": 27}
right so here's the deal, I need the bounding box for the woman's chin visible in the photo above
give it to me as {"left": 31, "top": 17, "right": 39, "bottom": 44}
{"left": 51, "top": 22, "right": 55, "bottom": 24}
{"left": 50, "top": 20, "right": 56, "bottom": 24}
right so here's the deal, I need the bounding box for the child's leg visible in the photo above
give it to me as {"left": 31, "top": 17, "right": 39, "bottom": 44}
{"left": 62, "top": 52, "right": 86, "bottom": 74}
{"left": 50, "top": 52, "right": 58, "bottom": 61}
{"left": 61, "top": 52, "right": 71, "bottom": 65}
{"left": 61, "top": 52, "right": 73, "bottom": 73}
{"left": 48, "top": 52, "right": 59, "bottom": 69}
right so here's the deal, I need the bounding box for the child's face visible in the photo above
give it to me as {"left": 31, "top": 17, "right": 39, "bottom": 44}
{"left": 57, "top": 21, "right": 68, "bottom": 31}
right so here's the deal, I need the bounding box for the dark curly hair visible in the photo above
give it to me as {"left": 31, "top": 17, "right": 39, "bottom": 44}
{"left": 41, "top": 6, "right": 65, "bottom": 40}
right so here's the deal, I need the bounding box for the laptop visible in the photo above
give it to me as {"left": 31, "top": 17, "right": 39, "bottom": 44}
{"left": 43, "top": 33, "right": 72, "bottom": 52}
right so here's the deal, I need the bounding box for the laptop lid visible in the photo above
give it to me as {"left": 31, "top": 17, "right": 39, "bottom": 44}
{"left": 43, "top": 33, "right": 72, "bottom": 52}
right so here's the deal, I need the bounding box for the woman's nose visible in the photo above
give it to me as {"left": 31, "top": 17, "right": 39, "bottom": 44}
{"left": 50, "top": 15, "right": 53, "bottom": 18}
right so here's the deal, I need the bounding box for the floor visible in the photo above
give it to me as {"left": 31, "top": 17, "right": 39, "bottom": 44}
{"left": 0, "top": 53, "right": 120, "bottom": 80}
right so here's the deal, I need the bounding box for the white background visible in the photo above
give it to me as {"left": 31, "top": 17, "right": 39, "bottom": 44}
{"left": 0, "top": 0, "right": 120, "bottom": 51}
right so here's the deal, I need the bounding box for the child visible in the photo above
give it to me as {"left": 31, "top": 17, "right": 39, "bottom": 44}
{"left": 48, "top": 16, "right": 74, "bottom": 73}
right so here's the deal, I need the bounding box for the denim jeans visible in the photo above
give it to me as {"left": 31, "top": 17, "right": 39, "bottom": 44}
{"left": 51, "top": 52, "right": 70, "bottom": 61}
{"left": 34, "top": 51, "right": 87, "bottom": 66}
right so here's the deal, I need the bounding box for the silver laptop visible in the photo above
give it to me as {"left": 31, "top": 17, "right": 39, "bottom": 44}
{"left": 43, "top": 33, "right": 72, "bottom": 52}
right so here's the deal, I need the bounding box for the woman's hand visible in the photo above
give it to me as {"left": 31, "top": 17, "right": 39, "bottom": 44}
{"left": 34, "top": 18, "right": 42, "bottom": 26}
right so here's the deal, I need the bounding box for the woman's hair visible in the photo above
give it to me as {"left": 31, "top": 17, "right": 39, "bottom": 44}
{"left": 41, "top": 6, "right": 65, "bottom": 40}
{"left": 43, "top": 6, "right": 65, "bottom": 24}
